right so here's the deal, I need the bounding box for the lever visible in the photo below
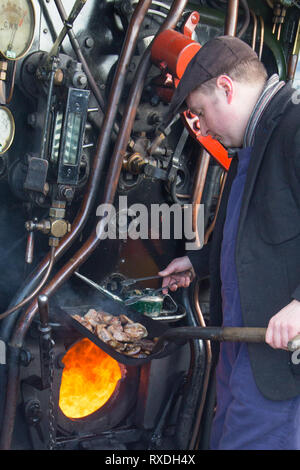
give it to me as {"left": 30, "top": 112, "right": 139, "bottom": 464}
{"left": 37, "top": 294, "right": 54, "bottom": 390}
{"left": 25, "top": 231, "right": 34, "bottom": 264}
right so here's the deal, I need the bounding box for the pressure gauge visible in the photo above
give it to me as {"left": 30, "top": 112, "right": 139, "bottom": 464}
{"left": 0, "top": 0, "right": 35, "bottom": 60}
{"left": 0, "top": 106, "right": 15, "bottom": 153}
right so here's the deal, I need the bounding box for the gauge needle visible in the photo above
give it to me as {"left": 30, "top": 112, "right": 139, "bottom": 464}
{"left": 7, "top": 11, "right": 27, "bottom": 51}
{"left": 18, "top": 11, "right": 27, "bottom": 28}
{"left": 7, "top": 26, "right": 18, "bottom": 52}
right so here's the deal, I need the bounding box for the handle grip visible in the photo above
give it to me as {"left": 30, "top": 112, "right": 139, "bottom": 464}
{"left": 157, "top": 327, "right": 300, "bottom": 352}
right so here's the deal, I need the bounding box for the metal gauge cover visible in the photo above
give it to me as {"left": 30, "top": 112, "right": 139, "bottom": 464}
{"left": 0, "top": 0, "right": 35, "bottom": 60}
{"left": 0, "top": 105, "right": 15, "bottom": 153}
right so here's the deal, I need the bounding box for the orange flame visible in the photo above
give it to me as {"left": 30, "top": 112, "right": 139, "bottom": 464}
{"left": 59, "top": 338, "right": 122, "bottom": 419}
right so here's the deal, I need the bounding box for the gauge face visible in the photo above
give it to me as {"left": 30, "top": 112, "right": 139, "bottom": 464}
{"left": 0, "top": 106, "right": 15, "bottom": 153}
{"left": 0, "top": 0, "right": 35, "bottom": 60}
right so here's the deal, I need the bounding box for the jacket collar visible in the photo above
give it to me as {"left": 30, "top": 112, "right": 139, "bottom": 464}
{"left": 243, "top": 74, "right": 285, "bottom": 148}
{"left": 236, "top": 82, "right": 295, "bottom": 250}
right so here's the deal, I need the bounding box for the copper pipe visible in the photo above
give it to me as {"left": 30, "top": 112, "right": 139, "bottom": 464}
{"left": 0, "top": 0, "right": 188, "bottom": 451}
{"left": 250, "top": 9, "right": 258, "bottom": 51}
{"left": 6, "top": 61, "right": 17, "bottom": 105}
{"left": 188, "top": 280, "right": 212, "bottom": 450}
{"left": 224, "top": 0, "right": 240, "bottom": 36}
{"left": 191, "top": 148, "right": 210, "bottom": 250}
{"left": 277, "top": 22, "right": 282, "bottom": 42}
{"left": 1, "top": 0, "right": 152, "bottom": 327}
{"left": 287, "top": 18, "right": 300, "bottom": 81}
{"left": 204, "top": 171, "right": 227, "bottom": 245}
{"left": 259, "top": 16, "right": 265, "bottom": 61}
{"left": 287, "top": 54, "right": 299, "bottom": 81}
{"left": 0, "top": 247, "right": 55, "bottom": 321}
{"left": 0, "top": 80, "right": 5, "bottom": 105}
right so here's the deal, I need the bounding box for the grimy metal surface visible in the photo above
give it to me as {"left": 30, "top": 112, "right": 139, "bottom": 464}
{"left": 1, "top": 0, "right": 299, "bottom": 451}
{"left": 0, "top": 0, "right": 189, "bottom": 450}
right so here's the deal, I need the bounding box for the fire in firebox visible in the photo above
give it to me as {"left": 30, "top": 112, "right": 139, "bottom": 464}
{"left": 59, "top": 338, "right": 122, "bottom": 418}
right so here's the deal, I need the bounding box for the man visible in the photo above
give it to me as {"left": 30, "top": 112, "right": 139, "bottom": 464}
{"left": 158, "top": 36, "right": 300, "bottom": 449}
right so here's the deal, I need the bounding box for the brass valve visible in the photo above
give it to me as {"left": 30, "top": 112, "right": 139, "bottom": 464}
{"left": 123, "top": 152, "right": 147, "bottom": 174}
{"left": 25, "top": 200, "right": 71, "bottom": 247}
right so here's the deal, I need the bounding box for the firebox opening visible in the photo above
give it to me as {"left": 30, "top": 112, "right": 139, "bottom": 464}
{"left": 59, "top": 338, "right": 123, "bottom": 419}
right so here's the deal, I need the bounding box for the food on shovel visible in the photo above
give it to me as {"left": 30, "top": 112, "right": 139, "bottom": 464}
{"left": 72, "top": 309, "right": 158, "bottom": 358}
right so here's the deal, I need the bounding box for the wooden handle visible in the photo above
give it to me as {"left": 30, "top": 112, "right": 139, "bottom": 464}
{"left": 221, "top": 327, "right": 266, "bottom": 343}
{"left": 153, "top": 326, "right": 267, "bottom": 356}
{"left": 158, "top": 327, "right": 267, "bottom": 343}
{"left": 156, "top": 327, "right": 300, "bottom": 353}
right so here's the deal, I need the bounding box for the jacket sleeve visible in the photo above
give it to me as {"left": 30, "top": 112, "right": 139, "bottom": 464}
{"left": 187, "top": 241, "right": 211, "bottom": 279}
{"left": 287, "top": 125, "right": 300, "bottom": 301}
{"left": 292, "top": 286, "right": 300, "bottom": 302}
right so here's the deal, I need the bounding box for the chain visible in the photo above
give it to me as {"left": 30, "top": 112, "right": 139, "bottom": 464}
{"left": 47, "top": 339, "right": 56, "bottom": 450}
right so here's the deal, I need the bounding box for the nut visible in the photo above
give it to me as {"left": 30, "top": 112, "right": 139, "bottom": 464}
{"left": 50, "top": 219, "right": 69, "bottom": 238}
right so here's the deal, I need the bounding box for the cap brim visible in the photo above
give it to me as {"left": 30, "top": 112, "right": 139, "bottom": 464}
{"left": 162, "top": 35, "right": 258, "bottom": 126}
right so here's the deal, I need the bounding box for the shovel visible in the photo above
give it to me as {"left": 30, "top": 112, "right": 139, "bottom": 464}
{"left": 57, "top": 298, "right": 300, "bottom": 367}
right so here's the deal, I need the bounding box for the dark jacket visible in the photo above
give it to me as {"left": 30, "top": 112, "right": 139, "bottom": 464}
{"left": 188, "top": 82, "right": 300, "bottom": 400}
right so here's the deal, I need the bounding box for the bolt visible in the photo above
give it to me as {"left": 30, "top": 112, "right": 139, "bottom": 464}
{"left": 37, "top": 195, "right": 45, "bottom": 205}
{"left": 78, "top": 75, "right": 87, "bottom": 86}
{"left": 84, "top": 37, "right": 94, "bottom": 49}
{"left": 27, "top": 113, "right": 37, "bottom": 127}
{"left": 20, "top": 348, "right": 33, "bottom": 366}
{"left": 26, "top": 62, "right": 36, "bottom": 74}
{"left": 73, "top": 73, "right": 87, "bottom": 88}
{"left": 62, "top": 186, "right": 74, "bottom": 202}
{"left": 147, "top": 113, "right": 162, "bottom": 125}
{"left": 150, "top": 94, "right": 160, "bottom": 107}
{"left": 25, "top": 400, "right": 42, "bottom": 425}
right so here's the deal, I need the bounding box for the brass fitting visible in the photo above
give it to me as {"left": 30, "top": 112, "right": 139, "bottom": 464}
{"left": 48, "top": 201, "right": 70, "bottom": 241}
{"left": 25, "top": 200, "right": 71, "bottom": 247}
{"left": 0, "top": 61, "right": 7, "bottom": 81}
{"left": 25, "top": 219, "right": 51, "bottom": 234}
{"left": 50, "top": 218, "right": 71, "bottom": 238}
{"left": 54, "top": 68, "right": 64, "bottom": 85}
{"left": 123, "top": 152, "right": 147, "bottom": 174}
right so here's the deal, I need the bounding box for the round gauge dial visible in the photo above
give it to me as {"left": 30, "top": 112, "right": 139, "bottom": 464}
{"left": 0, "top": 0, "right": 35, "bottom": 60}
{"left": 0, "top": 106, "right": 15, "bottom": 153}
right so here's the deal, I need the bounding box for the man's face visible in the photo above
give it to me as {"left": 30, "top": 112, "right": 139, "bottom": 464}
{"left": 186, "top": 84, "right": 242, "bottom": 148}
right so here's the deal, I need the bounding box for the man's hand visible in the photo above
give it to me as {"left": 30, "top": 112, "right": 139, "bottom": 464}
{"left": 158, "top": 256, "right": 195, "bottom": 294}
{"left": 265, "top": 299, "right": 300, "bottom": 350}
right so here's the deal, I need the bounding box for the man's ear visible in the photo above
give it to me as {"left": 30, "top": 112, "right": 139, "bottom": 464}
{"left": 216, "top": 75, "right": 234, "bottom": 104}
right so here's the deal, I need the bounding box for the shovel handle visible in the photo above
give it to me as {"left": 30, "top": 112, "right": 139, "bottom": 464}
{"left": 158, "top": 326, "right": 266, "bottom": 343}
{"left": 156, "top": 327, "right": 300, "bottom": 352}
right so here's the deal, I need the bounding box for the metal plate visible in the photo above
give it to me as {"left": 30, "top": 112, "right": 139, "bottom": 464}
{"left": 55, "top": 304, "right": 186, "bottom": 366}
